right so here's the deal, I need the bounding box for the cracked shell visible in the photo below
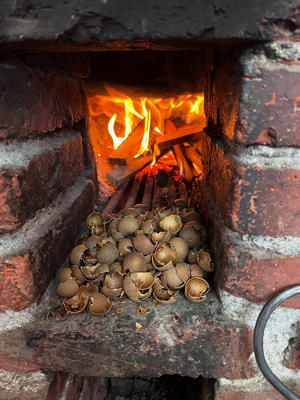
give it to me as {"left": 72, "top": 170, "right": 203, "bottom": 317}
{"left": 123, "top": 272, "right": 153, "bottom": 303}
{"left": 153, "top": 242, "right": 177, "bottom": 268}
{"left": 159, "top": 214, "right": 182, "bottom": 234}
{"left": 69, "top": 244, "right": 87, "bottom": 266}
{"left": 88, "top": 292, "right": 112, "bottom": 315}
{"left": 185, "top": 277, "right": 210, "bottom": 303}
{"left": 197, "top": 249, "right": 214, "bottom": 272}
{"left": 153, "top": 280, "right": 177, "bottom": 304}
{"left": 123, "top": 252, "right": 147, "bottom": 272}
{"left": 86, "top": 212, "right": 103, "bottom": 228}
{"left": 101, "top": 271, "right": 124, "bottom": 298}
{"left": 64, "top": 292, "right": 88, "bottom": 314}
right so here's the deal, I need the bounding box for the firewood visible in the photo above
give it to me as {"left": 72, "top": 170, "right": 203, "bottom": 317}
{"left": 123, "top": 170, "right": 144, "bottom": 209}
{"left": 156, "top": 119, "right": 206, "bottom": 153}
{"left": 102, "top": 179, "right": 130, "bottom": 217}
{"left": 109, "top": 119, "right": 145, "bottom": 165}
{"left": 107, "top": 154, "right": 153, "bottom": 186}
{"left": 173, "top": 144, "right": 194, "bottom": 183}
{"left": 184, "top": 145, "right": 203, "bottom": 170}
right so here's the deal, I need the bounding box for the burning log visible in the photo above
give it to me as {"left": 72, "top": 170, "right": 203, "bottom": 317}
{"left": 184, "top": 145, "right": 203, "bottom": 174}
{"left": 109, "top": 119, "right": 145, "bottom": 165}
{"left": 173, "top": 144, "right": 194, "bottom": 183}
{"left": 107, "top": 154, "right": 153, "bottom": 187}
{"left": 156, "top": 119, "right": 206, "bottom": 153}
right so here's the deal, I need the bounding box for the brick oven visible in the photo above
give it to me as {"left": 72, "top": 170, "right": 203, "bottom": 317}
{"left": 0, "top": 1, "right": 299, "bottom": 399}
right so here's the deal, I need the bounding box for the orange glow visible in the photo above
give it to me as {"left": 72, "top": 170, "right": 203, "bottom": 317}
{"left": 88, "top": 86, "right": 204, "bottom": 160}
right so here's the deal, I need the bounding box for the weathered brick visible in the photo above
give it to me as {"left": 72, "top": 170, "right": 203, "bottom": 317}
{"left": 216, "top": 239, "right": 300, "bottom": 308}
{"left": 0, "top": 177, "right": 95, "bottom": 312}
{"left": 215, "top": 387, "right": 300, "bottom": 400}
{"left": 0, "top": 353, "right": 40, "bottom": 373}
{"left": 197, "top": 133, "right": 300, "bottom": 236}
{"left": 0, "top": 131, "right": 84, "bottom": 233}
{"left": 206, "top": 48, "right": 300, "bottom": 146}
{"left": 0, "top": 54, "right": 85, "bottom": 139}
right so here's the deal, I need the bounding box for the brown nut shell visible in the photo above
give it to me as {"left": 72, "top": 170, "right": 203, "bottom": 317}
{"left": 170, "top": 237, "right": 189, "bottom": 261}
{"left": 118, "top": 216, "right": 139, "bottom": 236}
{"left": 123, "top": 273, "right": 153, "bottom": 303}
{"left": 175, "top": 263, "right": 191, "bottom": 283}
{"left": 123, "top": 253, "right": 147, "bottom": 272}
{"left": 153, "top": 280, "right": 177, "bottom": 304}
{"left": 162, "top": 265, "right": 185, "bottom": 290}
{"left": 70, "top": 265, "right": 85, "bottom": 283}
{"left": 178, "top": 227, "right": 202, "bottom": 248}
{"left": 101, "top": 271, "right": 123, "bottom": 298}
{"left": 184, "top": 277, "right": 210, "bottom": 303}
{"left": 57, "top": 278, "right": 80, "bottom": 297}
{"left": 96, "top": 243, "right": 119, "bottom": 265}
{"left": 86, "top": 212, "right": 103, "bottom": 228}
{"left": 88, "top": 293, "right": 112, "bottom": 315}
{"left": 132, "top": 232, "right": 155, "bottom": 255}
{"left": 159, "top": 214, "right": 182, "bottom": 234}
{"left": 56, "top": 267, "right": 72, "bottom": 282}
{"left": 64, "top": 292, "right": 88, "bottom": 314}
{"left": 190, "top": 264, "right": 204, "bottom": 278}
{"left": 197, "top": 249, "right": 214, "bottom": 272}
{"left": 153, "top": 242, "right": 177, "bottom": 268}
{"left": 69, "top": 244, "right": 87, "bottom": 266}
{"left": 118, "top": 238, "right": 134, "bottom": 256}
{"left": 151, "top": 230, "right": 172, "bottom": 243}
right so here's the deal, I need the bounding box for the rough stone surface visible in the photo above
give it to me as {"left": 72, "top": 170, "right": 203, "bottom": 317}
{"left": 0, "top": 130, "right": 84, "bottom": 233}
{"left": 0, "top": 368, "right": 51, "bottom": 400}
{"left": 0, "top": 0, "right": 298, "bottom": 45}
{"left": 0, "top": 53, "right": 85, "bottom": 139}
{"left": 214, "top": 387, "right": 300, "bottom": 400}
{"left": 21, "top": 292, "right": 254, "bottom": 380}
{"left": 0, "top": 176, "right": 95, "bottom": 312}
{"left": 206, "top": 43, "right": 300, "bottom": 146}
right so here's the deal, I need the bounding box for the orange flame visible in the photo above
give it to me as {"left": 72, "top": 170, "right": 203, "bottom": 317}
{"left": 88, "top": 86, "right": 204, "bottom": 160}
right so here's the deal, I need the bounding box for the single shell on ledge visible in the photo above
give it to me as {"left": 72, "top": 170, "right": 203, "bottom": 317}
{"left": 64, "top": 291, "right": 89, "bottom": 314}
{"left": 184, "top": 277, "right": 210, "bottom": 303}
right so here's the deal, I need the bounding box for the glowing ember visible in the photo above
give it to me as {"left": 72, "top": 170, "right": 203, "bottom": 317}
{"left": 88, "top": 86, "right": 204, "bottom": 161}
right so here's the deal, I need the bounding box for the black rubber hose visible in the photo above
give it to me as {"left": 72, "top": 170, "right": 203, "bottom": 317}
{"left": 253, "top": 285, "right": 300, "bottom": 400}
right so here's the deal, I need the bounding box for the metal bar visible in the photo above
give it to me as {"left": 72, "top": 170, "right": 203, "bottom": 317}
{"left": 253, "top": 285, "right": 300, "bottom": 400}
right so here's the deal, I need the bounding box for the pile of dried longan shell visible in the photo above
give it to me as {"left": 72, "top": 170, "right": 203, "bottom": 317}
{"left": 55, "top": 201, "right": 213, "bottom": 316}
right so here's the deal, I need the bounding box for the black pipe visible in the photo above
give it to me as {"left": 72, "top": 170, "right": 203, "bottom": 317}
{"left": 253, "top": 285, "right": 300, "bottom": 400}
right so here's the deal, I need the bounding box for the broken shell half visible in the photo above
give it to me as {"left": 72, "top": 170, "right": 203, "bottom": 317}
{"left": 57, "top": 277, "right": 80, "bottom": 298}
{"left": 86, "top": 212, "right": 103, "bottom": 228}
{"left": 161, "top": 264, "right": 185, "bottom": 290}
{"left": 155, "top": 207, "right": 172, "bottom": 220}
{"left": 159, "top": 214, "right": 182, "bottom": 234}
{"left": 101, "top": 271, "right": 124, "bottom": 298}
{"left": 91, "top": 224, "right": 105, "bottom": 236}
{"left": 68, "top": 244, "right": 87, "bottom": 266}
{"left": 184, "top": 277, "right": 210, "bottom": 303}
{"left": 153, "top": 242, "right": 177, "bottom": 269}
{"left": 64, "top": 292, "right": 89, "bottom": 314}
{"left": 118, "top": 238, "right": 134, "bottom": 256}
{"left": 78, "top": 282, "right": 98, "bottom": 298}
{"left": 88, "top": 292, "right": 112, "bottom": 315}
{"left": 151, "top": 230, "right": 172, "bottom": 244}
{"left": 196, "top": 249, "right": 214, "bottom": 272}
{"left": 123, "top": 272, "right": 154, "bottom": 303}
{"left": 153, "top": 280, "right": 178, "bottom": 304}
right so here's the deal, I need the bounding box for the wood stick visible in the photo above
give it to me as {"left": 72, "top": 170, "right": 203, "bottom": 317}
{"left": 173, "top": 144, "right": 194, "bottom": 183}
{"left": 109, "top": 119, "right": 145, "bottom": 165}
{"left": 184, "top": 145, "right": 203, "bottom": 171}
{"left": 142, "top": 173, "right": 154, "bottom": 208}
{"left": 106, "top": 154, "right": 153, "bottom": 186}
{"left": 102, "top": 179, "right": 130, "bottom": 217}
{"left": 123, "top": 170, "right": 144, "bottom": 209}
{"left": 156, "top": 119, "right": 206, "bottom": 153}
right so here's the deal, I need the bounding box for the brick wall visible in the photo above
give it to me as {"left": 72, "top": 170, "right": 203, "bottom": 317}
{"left": 0, "top": 53, "right": 95, "bottom": 397}
{"left": 200, "top": 40, "right": 300, "bottom": 399}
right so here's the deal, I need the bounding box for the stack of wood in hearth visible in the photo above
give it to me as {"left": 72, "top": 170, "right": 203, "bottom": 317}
{"left": 106, "top": 118, "right": 206, "bottom": 186}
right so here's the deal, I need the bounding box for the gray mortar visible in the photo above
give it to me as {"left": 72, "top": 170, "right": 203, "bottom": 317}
{"left": 0, "top": 130, "right": 81, "bottom": 169}
{"left": 219, "top": 290, "right": 300, "bottom": 391}
{"left": 265, "top": 41, "right": 300, "bottom": 61}
{"left": 222, "top": 136, "right": 300, "bottom": 170}
{"left": 0, "top": 368, "right": 51, "bottom": 400}
{"left": 0, "top": 175, "right": 90, "bottom": 257}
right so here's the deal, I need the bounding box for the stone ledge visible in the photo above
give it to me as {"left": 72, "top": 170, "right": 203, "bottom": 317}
{"left": 20, "top": 291, "right": 254, "bottom": 380}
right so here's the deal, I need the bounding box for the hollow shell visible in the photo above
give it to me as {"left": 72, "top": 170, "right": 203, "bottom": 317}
{"left": 56, "top": 267, "right": 72, "bottom": 282}
{"left": 159, "top": 214, "right": 182, "bottom": 234}
{"left": 170, "top": 237, "right": 189, "bottom": 262}
{"left": 69, "top": 245, "right": 87, "bottom": 266}
{"left": 118, "top": 216, "right": 139, "bottom": 236}
{"left": 184, "top": 277, "right": 210, "bottom": 303}
{"left": 96, "top": 243, "right": 119, "bottom": 265}
{"left": 151, "top": 230, "right": 172, "bottom": 243}
{"left": 175, "top": 263, "right": 191, "bottom": 283}
{"left": 64, "top": 292, "right": 88, "bottom": 314}
{"left": 57, "top": 278, "right": 79, "bottom": 297}
{"left": 162, "top": 265, "right": 185, "bottom": 290}
{"left": 197, "top": 249, "right": 214, "bottom": 272}
{"left": 153, "top": 280, "right": 177, "bottom": 304}
{"left": 91, "top": 224, "right": 105, "bottom": 236}
{"left": 123, "top": 272, "right": 153, "bottom": 303}
{"left": 86, "top": 212, "right": 103, "bottom": 228}
{"left": 118, "top": 238, "right": 134, "bottom": 256}
{"left": 101, "top": 271, "right": 124, "bottom": 298}
{"left": 88, "top": 292, "right": 112, "bottom": 315}
{"left": 153, "top": 242, "right": 177, "bottom": 268}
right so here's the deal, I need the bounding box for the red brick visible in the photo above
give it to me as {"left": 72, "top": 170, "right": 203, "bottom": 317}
{"left": 205, "top": 53, "right": 300, "bottom": 146}
{"left": 0, "top": 177, "right": 95, "bottom": 312}
{"left": 197, "top": 133, "right": 300, "bottom": 236}
{"left": 0, "top": 132, "right": 84, "bottom": 233}
{"left": 215, "top": 387, "right": 300, "bottom": 400}
{"left": 0, "top": 54, "right": 85, "bottom": 139}
{"left": 0, "top": 353, "right": 40, "bottom": 373}
{"left": 45, "top": 372, "right": 69, "bottom": 400}
{"left": 216, "top": 241, "right": 300, "bottom": 308}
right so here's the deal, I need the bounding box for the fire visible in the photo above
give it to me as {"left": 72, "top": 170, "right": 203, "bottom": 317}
{"left": 88, "top": 86, "right": 204, "bottom": 159}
